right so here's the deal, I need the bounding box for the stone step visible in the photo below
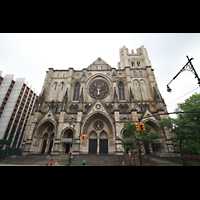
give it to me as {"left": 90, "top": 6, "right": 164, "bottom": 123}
{"left": 71, "top": 154, "right": 131, "bottom": 166}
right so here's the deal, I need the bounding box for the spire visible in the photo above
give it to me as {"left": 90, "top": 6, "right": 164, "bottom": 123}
{"left": 82, "top": 70, "right": 86, "bottom": 83}
{"left": 114, "top": 87, "right": 118, "bottom": 103}
{"left": 78, "top": 87, "right": 84, "bottom": 112}
{"left": 129, "top": 87, "right": 134, "bottom": 102}
{"left": 79, "top": 87, "right": 84, "bottom": 103}
{"left": 112, "top": 70, "right": 116, "bottom": 82}
{"left": 153, "top": 86, "right": 160, "bottom": 102}
{"left": 61, "top": 88, "right": 68, "bottom": 111}
{"left": 35, "top": 88, "right": 45, "bottom": 112}
{"left": 63, "top": 88, "right": 68, "bottom": 102}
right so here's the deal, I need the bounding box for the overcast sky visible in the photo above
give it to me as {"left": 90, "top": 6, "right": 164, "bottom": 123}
{"left": 0, "top": 33, "right": 200, "bottom": 118}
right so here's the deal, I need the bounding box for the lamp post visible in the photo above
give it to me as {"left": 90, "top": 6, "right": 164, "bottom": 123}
{"left": 68, "top": 121, "right": 75, "bottom": 166}
{"left": 167, "top": 56, "right": 200, "bottom": 92}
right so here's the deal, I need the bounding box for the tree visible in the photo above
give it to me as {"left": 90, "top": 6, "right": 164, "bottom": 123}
{"left": 117, "top": 121, "right": 160, "bottom": 166}
{"left": 159, "top": 93, "right": 200, "bottom": 166}
{"left": 176, "top": 92, "right": 200, "bottom": 155}
{"left": 159, "top": 117, "right": 194, "bottom": 166}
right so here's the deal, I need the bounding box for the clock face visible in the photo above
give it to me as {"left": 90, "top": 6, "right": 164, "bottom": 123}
{"left": 89, "top": 80, "right": 109, "bottom": 99}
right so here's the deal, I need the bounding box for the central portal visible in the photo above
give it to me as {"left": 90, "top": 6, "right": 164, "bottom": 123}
{"left": 81, "top": 112, "right": 115, "bottom": 154}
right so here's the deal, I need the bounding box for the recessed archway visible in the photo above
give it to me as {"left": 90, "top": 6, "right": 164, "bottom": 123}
{"left": 33, "top": 120, "right": 56, "bottom": 154}
{"left": 81, "top": 112, "right": 115, "bottom": 154}
{"left": 61, "top": 128, "right": 74, "bottom": 154}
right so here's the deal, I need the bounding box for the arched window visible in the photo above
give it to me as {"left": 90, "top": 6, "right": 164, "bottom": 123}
{"left": 131, "top": 61, "right": 134, "bottom": 67}
{"left": 118, "top": 81, "right": 125, "bottom": 100}
{"left": 73, "top": 82, "right": 80, "bottom": 101}
{"left": 61, "top": 82, "right": 64, "bottom": 90}
{"left": 140, "top": 80, "right": 149, "bottom": 100}
{"left": 54, "top": 82, "right": 57, "bottom": 90}
{"left": 133, "top": 80, "right": 141, "bottom": 100}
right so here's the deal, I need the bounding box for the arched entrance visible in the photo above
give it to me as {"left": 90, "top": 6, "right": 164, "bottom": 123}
{"left": 142, "top": 119, "right": 164, "bottom": 154}
{"left": 81, "top": 112, "right": 115, "bottom": 154}
{"left": 33, "top": 120, "right": 56, "bottom": 154}
{"left": 61, "top": 128, "right": 74, "bottom": 154}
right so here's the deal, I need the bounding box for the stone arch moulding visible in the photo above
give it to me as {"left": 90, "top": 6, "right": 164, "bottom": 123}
{"left": 116, "top": 78, "right": 127, "bottom": 86}
{"left": 141, "top": 118, "right": 159, "bottom": 126}
{"left": 81, "top": 111, "right": 115, "bottom": 137}
{"left": 100, "top": 130, "right": 108, "bottom": 139}
{"left": 33, "top": 119, "right": 57, "bottom": 139}
{"left": 120, "top": 127, "right": 126, "bottom": 138}
{"left": 85, "top": 73, "right": 113, "bottom": 90}
{"left": 60, "top": 126, "right": 76, "bottom": 138}
{"left": 89, "top": 130, "right": 97, "bottom": 139}
{"left": 71, "top": 79, "right": 81, "bottom": 87}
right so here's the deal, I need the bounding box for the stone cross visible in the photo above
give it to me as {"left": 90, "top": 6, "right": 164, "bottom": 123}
{"left": 97, "top": 88, "right": 101, "bottom": 95}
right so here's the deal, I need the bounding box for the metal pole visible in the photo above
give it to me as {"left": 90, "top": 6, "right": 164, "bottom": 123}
{"left": 167, "top": 56, "right": 200, "bottom": 91}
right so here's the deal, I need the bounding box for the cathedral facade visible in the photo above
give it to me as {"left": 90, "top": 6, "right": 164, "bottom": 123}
{"left": 22, "top": 45, "right": 178, "bottom": 155}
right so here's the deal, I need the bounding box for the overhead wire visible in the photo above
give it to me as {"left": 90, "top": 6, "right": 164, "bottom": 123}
{"left": 166, "top": 87, "right": 200, "bottom": 108}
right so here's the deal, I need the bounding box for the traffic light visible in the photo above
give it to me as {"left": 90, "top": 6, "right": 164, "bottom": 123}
{"left": 140, "top": 122, "right": 146, "bottom": 131}
{"left": 82, "top": 134, "right": 87, "bottom": 140}
{"left": 135, "top": 123, "right": 140, "bottom": 131}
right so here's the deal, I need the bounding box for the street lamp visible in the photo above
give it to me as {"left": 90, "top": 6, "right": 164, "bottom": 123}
{"left": 68, "top": 121, "right": 75, "bottom": 166}
{"left": 167, "top": 85, "right": 172, "bottom": 93}
{"left": 167, "top": 56, "right": 200, "bottom": 92}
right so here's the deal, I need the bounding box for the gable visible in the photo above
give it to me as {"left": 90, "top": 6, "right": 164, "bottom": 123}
{"left": 82, "top": 99, "right": 114, "bottom": 124}
{"left": 37, "top": 109, "right": 58, "bottom": 127}
{"left": 87, "top": 57, "right": 111, "bottom": 70}
{"left": 141, "top": 108, "right": 158, "bottom": 125}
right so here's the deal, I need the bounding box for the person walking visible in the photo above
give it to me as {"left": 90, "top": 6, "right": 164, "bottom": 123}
{"left": 134, "top": 150, "right": 137, "bottom": 157}
{"left": 122, "top": 160, "right": 125, "bottom": 166}
{"left": 83, "top": 158, "right": 86, "bottom": 166}
{"left": 55, "top": 160, "right": 59, "bottom": 166}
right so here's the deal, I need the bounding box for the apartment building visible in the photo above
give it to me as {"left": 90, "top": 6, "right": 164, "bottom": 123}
{"left": 0, "top": 71, "right": 38, "bottom": 149}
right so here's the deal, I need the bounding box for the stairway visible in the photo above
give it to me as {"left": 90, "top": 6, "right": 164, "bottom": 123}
{"left": 71, "top": 154, "right": 131, "bottom": 166}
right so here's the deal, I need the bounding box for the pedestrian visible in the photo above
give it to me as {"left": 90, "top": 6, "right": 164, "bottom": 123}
{"left": 122, "top": 160, "right": 125, "bottom": 166}
{"left": 83, "top": 158, "right": 86, "bottom": 166}
{"left": 55, "top": 159, "right": 59, "bottom": 166}
{"left": 134, "top": 150, "right": 137, "bottom": 157}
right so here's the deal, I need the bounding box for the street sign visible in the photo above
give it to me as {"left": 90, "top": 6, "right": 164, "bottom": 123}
{"left": 70, "top": 147, "right": 73, "bottom": 153}
{"left": 72, "top": 140, "right": 77, "bottom": 143}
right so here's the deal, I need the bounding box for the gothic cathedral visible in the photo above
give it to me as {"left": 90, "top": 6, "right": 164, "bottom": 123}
{"left": 22, "top": 46, "right": 178, "bottom": 155}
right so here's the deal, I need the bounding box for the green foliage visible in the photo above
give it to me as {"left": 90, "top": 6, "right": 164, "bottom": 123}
{"left": 159, "top": 92, "right": 200, "bottom": 155}
{"left": 117, "top": 121, "right": 160, "bottom": 166}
